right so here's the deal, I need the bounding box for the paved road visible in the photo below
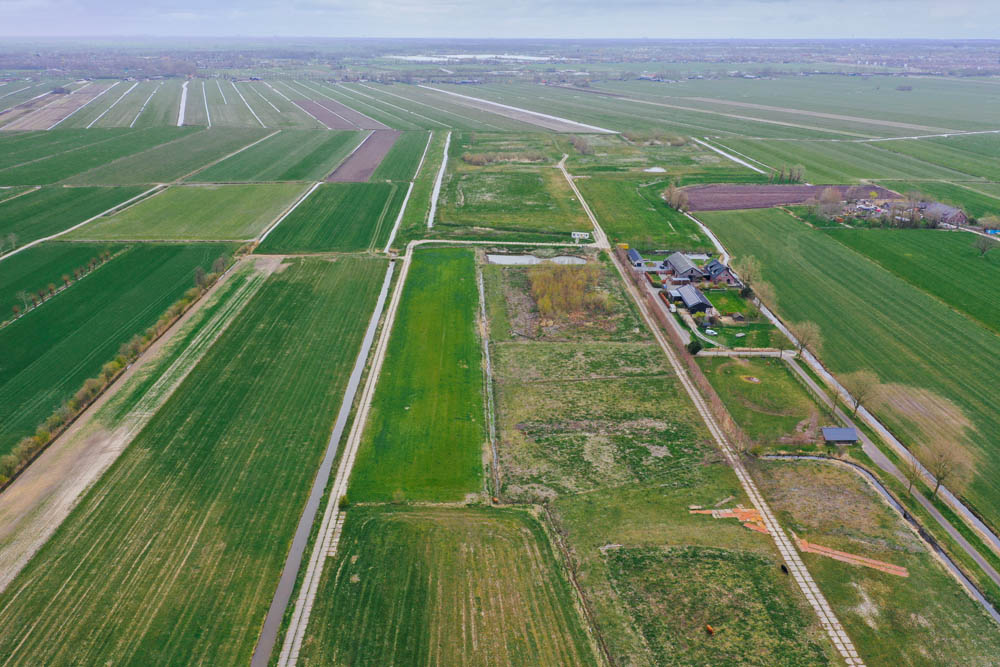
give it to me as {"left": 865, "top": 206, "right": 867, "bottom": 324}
{"left": 784, "top": 358, "right": 1000, "bottom": 591}
{"left": 564, "top": 163, "right": 865, "bottom": 666}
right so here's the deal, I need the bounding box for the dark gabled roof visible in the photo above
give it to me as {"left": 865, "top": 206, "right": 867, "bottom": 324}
{"left": 821, "top": 427, "right": 859, "bottom": 442}
{"left": 703, "top": 259, "right": 728, "bottom": 278}
{"left": 924, "top": 202, "right": 965, "bottom": 220}
{"left": 666, "top": 251, "right": 699, "bottom": 275}
{"left": 678, "top": 284, "right": 712, "bottom": 310}
{"left": 627, "top": 248, "right": 643, "bottom": 263}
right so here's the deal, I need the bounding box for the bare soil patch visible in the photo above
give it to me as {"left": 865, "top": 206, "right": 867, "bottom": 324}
{"left": 292, "top": 99, "right": 357, "bottom": 130}
{"left": 685, "top": 184, "right": 900, "bottom": 211}
{"left": 293, "top": 97, "right": 389, "bottom": 130}
{"left": 326, "top": 130, "right": 401, "bottom": 182}
{"left": 2, "top": 84, "right": 111, "bottom": 131}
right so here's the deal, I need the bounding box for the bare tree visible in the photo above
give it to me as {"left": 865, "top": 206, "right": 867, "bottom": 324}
{"left": 973, "top": 235, "right": 997, "bottom": 257}
{"left": 732, "top": 255, "right": 760, "bottom": 292}
{"left": 662, "top": 183, "right": 689, "bottom": 211}
{"left": 839, "top": 370, "right": 880, "bottom": 416}
{"left": 923, "top": 441, "right": 972, "bottom": 499}
{"left": 816, "top": 187, "right": 842, "bottom": 218}
{"left": 789, "top": 321, "right": 822, "bottom": 356}
{"left": 753, "top": 280, "right": 776, "bottom": 309}
{"left": 5, "top": 232, "right": 16, "bottom": 253}
{"left": 15, "top": 290, "right": 29, "bottom": 311}
{"left": 904, "top": 455, "right": 923, "bottom": 495}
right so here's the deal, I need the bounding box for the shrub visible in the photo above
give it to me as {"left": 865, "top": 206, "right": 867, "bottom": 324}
{"left": 687, "top": 339, "right": 703, "bottom": 355}
{"left": 527, "top": 264, "right": 610, "bottom": 318}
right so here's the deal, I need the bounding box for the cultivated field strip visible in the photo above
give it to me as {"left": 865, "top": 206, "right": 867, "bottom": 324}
{"left": 0, "top": 257, "right": 388, "bottom": 665}
{"left": 0, "top": 258, "right": 269, "bottom": 593}
{"left": 326, "top": 129, "right": 399, "bottom": 182}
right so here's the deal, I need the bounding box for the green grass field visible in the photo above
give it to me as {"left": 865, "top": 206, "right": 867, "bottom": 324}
{"left": 575, "top": 177, "right": 712, "bottom": 250}
{"left": 0, "top": 186, "right": 145, "bottom": 248}
{"left": 0, "top": 129, "right": 142, "bottom": 169}
{"left": 757, "top": 460, "right": 1000, "bottom": 665}
{"left": 71, "top": 183, "right": 307, "bottom": 241}
{"left": 256, "top": 182, "right": 403, "bottom": 253}
{"left": 0, "top": 243, "right": 232, "bottom": 455}
{"left": 298, "top": 506, "right": 597, "bottom": 665}
{"left": 63, "top": 128, "right": 268, "bottom": 185}
{"left": 0, "top": 256, "right": 387, "bottom": 665}
{"left": 698, "top": 356, "right": 831, "bottom": 446}
{"left": 349, "top": 248, "right": 484, "bottom": 502}
{"left": 190, "top": 130, "right": 363, "bottom": 182}
{"left": 876, "top": 135, "right": 1000, "bottom": 182}
{"left": 828, "top": 228, "right": 1000, "bottom": 334}
{"left": 711, "top": 138, "right": 975, "bottom": 184}
{"left": 370, "top": 130, "right": 430, "bottom": 181}
{"left": 0, "top": 127, "right": 196, "bottom": 185}
{"left": 879, "top": 180, "right": 1000, "bottom": 220}
{"left": 699, "top": 208, "right": 1000, "bottom": 528}
{"left": 0, "top": 241, "right": 120, "bottom": 317}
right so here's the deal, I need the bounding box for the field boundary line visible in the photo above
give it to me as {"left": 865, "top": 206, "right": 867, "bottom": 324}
{"left": 290, "top": 82, "right": 364, "bottom": 129}
{"left": 0, "top": 89, "right": 51, "bottom": 117}
{"left": 476, "top": 268, "right": 500, "bottom": 497}
{"left": 48, "top": 82, "right": 120, "bottom": 130}
{"left": 0, "top": 185, "right": 40, "bottom": 206}
{"left": 248, "top": 83, "right": 281, "bottom": 113}
{"left": 412, "top": 131, "right": 433, "bottom": 180}
{"left": 369, "top": 183, "right": 399, "bottom": 252}
{"left": 202, "top": 81, "right": 211, "bottom": 128}
{"left": 231, "top": 81, "right": 266, "bottom": 128}
{"left": 177, "top": 129, "right": 280, "bottom": 182}
{"left": 176, "top": 80, "right": 188, "bottom": 126}
{"left": 382, "top": 181, "right": 413, "bottom": 253}
{"left": 86, "top": 81, "right": 138, "bottom": 128}
{"left": 264, "top": 81, "right": 292, "bottom": 102}
{"left": 691, "top": 137, "right": 768, "bottom": 174}
{"left": 216, "top": 79, "right": 227, "bottom": 104}
{"left": 129, "top": 82, "right": 161, "bottom": 128}
{"left": 335, "top": 83, "right": 440, "bottom": 128}
{"left": 422, "top": 85, "right": 617, "bottom": 134}
{"left": 274, "top": 258, "right": 401, "bottom": 667}
{"left": 565, "top": 165, "right": 865, "bottom": 666}
{"left": 0, "top": 185, "right": 164, "bottom": 263}
{"left": 355, "top": 83, "right": 482, "bottom": 129}
{"left": 300, "top": 81, "right": 390, "bottom": 130}
{"left": 426, "top": 130, "right": 451, "bottom": 228}
{"left": 257, "top": 181, "right": 322, "bottom": 245}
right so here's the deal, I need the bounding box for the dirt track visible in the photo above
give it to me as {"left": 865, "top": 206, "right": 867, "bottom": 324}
{"left": 326, "top": 130, "right": 401, "bottom": 182}
{"left": 684, "top": 184, "right": 901, "bottom": 211}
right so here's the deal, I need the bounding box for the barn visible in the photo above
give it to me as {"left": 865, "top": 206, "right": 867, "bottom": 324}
{"left": 677, "top": 284, "right": 713, "bottom": 313}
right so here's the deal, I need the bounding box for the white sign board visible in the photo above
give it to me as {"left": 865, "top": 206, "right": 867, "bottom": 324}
{"left": 571, "top": 231, "right": 591, "bottom": 240}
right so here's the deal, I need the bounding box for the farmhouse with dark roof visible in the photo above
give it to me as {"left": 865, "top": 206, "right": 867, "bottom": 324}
{"left": 663, "top": 252, "right": 705, "bottom": 282}
{"left": 703, "top": 259, "right": 739, "bottom": 286}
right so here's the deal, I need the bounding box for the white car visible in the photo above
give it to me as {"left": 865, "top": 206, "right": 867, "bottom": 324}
{"left": 705, "top": 328, "right": 718, "bottom": 336}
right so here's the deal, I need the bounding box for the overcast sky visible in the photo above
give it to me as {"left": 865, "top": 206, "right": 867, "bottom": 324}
{"left": 1, "top": 0, "right": 997, "bottom": 39}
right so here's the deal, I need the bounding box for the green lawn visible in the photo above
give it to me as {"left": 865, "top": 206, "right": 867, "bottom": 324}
{"left": 349, "top": 247, "right": 485, "bottom": 502}
{"left": 71, "top": 183, "right": 307, "bottom": 240}
{"left": 63, "top": 128, "right": 268, "bottom": 185}
{"left": 0, "top": 256, "right": 387, "bottom": 665}
{"left": 0, "top": 127, "right": 196, "bottom": 185}
{"left": 698, "top": 356, "right": 831, "bottom": 445}
{"left": 371, "top": 130, "right": 430, "bottom": 181}
{"left": 575, "top": 177, "right": 711, "bottom": 251}
{"left": 298, "top": 506, "right": 597, "bottom": 666}
{"left": 0, "top": 186, "right": 145, "bottom": 248}
{"left": 256, "top": 182, "right": 403, "bottom": 253}
{"left": 758, "top": 460, "right": 1000, "bottom": 665}
{"left": 699, "top": 207, "right": 1000, "bottom": 528}
{"left": 0, "top": 243, "right": 232, "bottom": 456}
{"left": 828, "top": 228, "right": 1000, "bottom": 334}
{"left": 190, "top": 129, "right": 364, "bottom": 182}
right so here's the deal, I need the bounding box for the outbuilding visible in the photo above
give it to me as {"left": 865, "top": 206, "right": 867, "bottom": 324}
{"left": 627, "top": 248, "right": 644, "bottom": 268}
{"left": 663, "top": 252, "right": 706, "bottom": 281}
{"left": 677, "top": 284, "right": 713, "bottom": 313}
{"left": 821, "top": 427, "right": 859, "bottom": 445}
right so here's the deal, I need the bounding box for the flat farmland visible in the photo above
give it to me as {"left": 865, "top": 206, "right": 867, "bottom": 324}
{"left": 298, "top": 506, "right": 597, "bottom": 666}
{"left": 298, "top": 82, "right": 430, "bottom": 130}
{"left": 71, "top": 183, "right": 307, "bottom": 240}
{"left": 370, "top": 130, "right": 430, "bottom": 181}
{"left": 878, "top": 180, "right": 1000, "bottom": 219}
{"left": 0, "top": 185, "right": 146, "bottom": 247}
{"left": 327, "top": 129, "right": 400, "bottom": 182}
{"left": 0, "top": 129, "right": 137, "bottom": 169}
{"left": 0, "top": 241, "right": 120, "bottom": 317}
{"left": 349, "top": 248, "right": 484, "bottom": 502}
{"left": 0, "top": 256, "right": 388, "bottom": 665}
{"left": 758, "top": 460, "right": 1000, "bottom": 664}
{"left": 57, "top": 81, "right": 146, "bottom": 128}
{"left": 684, "top": 183, "right": 899, "bottom": 211}
{"left": 828, "top": 228, "right": 1000, "bottom": 333}
{"left": 575, "top": 177, "right": 712, "bottom": 250}
{"left": 0, "top": 243, "right": 231, "bottom": 455}
{"left": 875, "top": 135, "right": 1000, "bottom": 182}
{"left": 64, "top": 128, "right": 268, "bottom": 185}
{"left": 698, "top": 208, "right": 1000, "bottom": 527}
{"left": 233, "top": 81, "right": 323, "bottom": 129}
{"left": 0, "top": 127, "right": 196, "bottom": 185}
{"left": 709, "top": 138, "right": 977, "bottom": 183}
{"left": 1, "top": 82, "right": 118, "bottom": 132}
{"left": 257, "top": 182, "right": 403, "bottom": 253}
{"left": 191, "top": 130, "right": 363, "bottom": 182}
{"left": 437, "top": 167, "right": 589, "bottom": 236}
{"left": 131, "top": 80, "right": 183, "bottom": 129}
{"left": 282, "top": 81, "right": 391, "bottom": 130}
{"left": 203, "top": 79, "right": 266, "bottom": 128}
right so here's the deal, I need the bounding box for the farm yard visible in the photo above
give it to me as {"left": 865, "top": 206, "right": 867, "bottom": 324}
{"left": 4, "top": 43, "right": 1000, "bottom": 667}
{"left": 69, "top": 183, "right": 308, "bottom": 240}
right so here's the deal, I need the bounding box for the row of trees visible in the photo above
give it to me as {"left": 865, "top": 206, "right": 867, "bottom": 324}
{"left": 661, "top": 182, "right": 689, "bottom": 212}
{"left": 768, "top": 164, "right": 806, "bottom": 183}
{"left": 0, "top": 256, "right": 230, "bottom": 487}
{"left": 10, "top": 250, "right": 114, "bottom": 320}
{"left": 569, "top": 135, "right": 593, "bottom": 155}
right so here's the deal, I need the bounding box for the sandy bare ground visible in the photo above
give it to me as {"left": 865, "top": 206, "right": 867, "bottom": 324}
{"left": 0, "top": 93, "right": 56, "bottom": 129}
{"left": 326, "top": 130, "right": 401, "bottom": 182}
{"left": 0, "top": 256, "right": 275, "bottom": 593}
{"left": 420, "top": 85, "right": 616, "bottom": 133}
{"left": 2, "top": 83, "right": 113, "bottom": 132}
